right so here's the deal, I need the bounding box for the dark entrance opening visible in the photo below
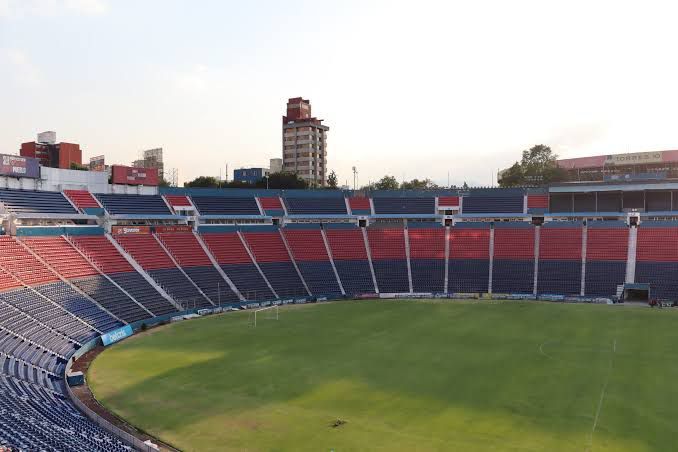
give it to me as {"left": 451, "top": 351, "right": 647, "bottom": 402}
{"left": 622, "top": 283, "right": 650, "bottom": 303}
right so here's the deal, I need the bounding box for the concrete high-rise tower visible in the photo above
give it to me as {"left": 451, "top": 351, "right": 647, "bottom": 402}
{"left": 282, "top": 97, "right": 329, "bottom": 187}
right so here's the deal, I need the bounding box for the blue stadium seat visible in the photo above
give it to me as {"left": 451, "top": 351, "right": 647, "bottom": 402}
{"left": 372, "top": 197, "right": 434, "bottom": 214}
{"left": 0, "top": 189, "right": 77, "bottom": 214}
{"left": 284, "top": 197, "right": 347, "bottom": 215}
{"left": 220, "top": 263, "right": 276, "bottom": 301}
{"left": 372, "top": 259, "right": 409, "bottom": 293}
{"left": 95, "top": 194, "right": 171, "bottom": 215}
{"left": 296, "top": 261, "right": 341, "bottom": 296}
{"left": 333, "top": 260, "right": 375, "bottom": 295}
{"left": 411, "top": 259, "right": 445, "bottom": 293}
{"left": 191, "top": 196, "right": 260, "bottom": 215}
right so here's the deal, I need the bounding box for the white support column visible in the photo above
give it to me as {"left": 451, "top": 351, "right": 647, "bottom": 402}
{"left": 254, "top": 197, "right": 265, "bottom": 216}
{"left": 237, "top": 231, "right": 279, "bottom": 299}
{"left": 17, "top": 239, "right": 127, "bottom": 326}
{"left": 105, "top": 234, "right": 181, "bottom": 310}
{"left": 278, "top": 229, "right": 312, "bottom": 297}
{"left": 362, "top": 227, "right": 379, "bottom": 294}
{"left": 320, "top": 228, "right": 346, "bottom": 296}
{"left": 63, "top": 235, "right": 154, "bottom": 317}
{"left": 626, "top": 226, "right": 637, "bottom": 284}
{"left": 153, "top": 234, "right": 215, "bottom": 306}
{"left": 193, "top": 231, "right": 245, "bottom": 302}
{"left": 444, "top": 226, "right": 450, "bottom": 293}
{"left": 403, "top": 226, "right": 414, "bottom": 293}
{"left": 344, "top": 197, "right": 352, "bottom": 216}
{"left": 533, "top": 226, "right": 540, "bottom": 296}
{"left": 581, "top": 226, "right": 587, "bottom": 296}
{"left": 488, "top": 226, "right": 495, "bottom": 294}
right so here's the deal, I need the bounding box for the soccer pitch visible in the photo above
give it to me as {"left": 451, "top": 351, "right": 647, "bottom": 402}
{"left": 88, "top": 300, "right": 678, "bottom": 451}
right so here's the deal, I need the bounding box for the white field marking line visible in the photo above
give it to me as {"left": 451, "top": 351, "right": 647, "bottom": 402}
{"left": 587, "top": 338, "right": 616, "bottom": 452}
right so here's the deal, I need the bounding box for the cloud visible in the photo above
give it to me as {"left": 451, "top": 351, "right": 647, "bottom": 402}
{"left": 165, "top": 64, "right": 211, "bottom": 94}
{"left": 0, "top": 0, "right": 108, "bottom": 18}
{"left": 2, "top": 49, "right": 41, "bottom": 86}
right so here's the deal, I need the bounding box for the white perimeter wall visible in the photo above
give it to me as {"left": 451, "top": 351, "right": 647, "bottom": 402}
{"left": 0, "top": 167, "right": 158, "bottom": 195}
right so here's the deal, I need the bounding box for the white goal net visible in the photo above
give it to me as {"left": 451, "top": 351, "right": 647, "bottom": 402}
{"left": 248, "top": 305, "right": 279, "bottom": 327}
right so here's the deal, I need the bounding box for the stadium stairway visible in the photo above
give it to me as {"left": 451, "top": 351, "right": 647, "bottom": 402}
{"left": 323, "top": 226, "right": 376, "bottom": 295}
{"left": 156, "top": 231, "right": 242, "bottom": 305}
{"left": 113, "top": 234, "right": 213, "bottom": 309}
{"left": 68, "top": 235, "right": 179, "bottom": 316}
{"left": 282, "top": 225, "right": 343, "bottom": 297}
{"left": 22, "top": 236, "right": 152, "bottom": 323}
{"left": 366, "top": 225, "right": 410, "bottom": 294}
{"left": 240, "top": 228, "right": 310, "bottom": 299}
{"left": 200, "top": 231, "right": 277, "bottom": 301}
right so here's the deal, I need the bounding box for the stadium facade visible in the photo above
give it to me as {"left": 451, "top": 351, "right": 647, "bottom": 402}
{"left": 4, "top": 154, "right": 678, "bottom": 449}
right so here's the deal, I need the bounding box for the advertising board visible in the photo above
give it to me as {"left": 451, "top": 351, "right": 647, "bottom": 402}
{"left": 111, "top": 225, "right": 151, "bottom": 235}
{"left": 101, "top": 325, "right": 133, "bottom": 346}
{"left": 0, "top": 153, "right": 40, "bottom": 178}
{"left": 111, "top": 165, "right": 159, "bottom": 186}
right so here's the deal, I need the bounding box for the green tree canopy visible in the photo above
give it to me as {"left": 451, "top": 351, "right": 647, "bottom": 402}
{"left": 400, "top": 178, "right": 439, "bottom": 190}
{"left": 255, "top": 172, "right": 308, "bottom": 189}
{"left": 327, "top": 170, "right": 338, "bottom": 189}
{"left": 499, "top": 144, "right": 567, "bottom": 187}
{"left": 184, "top": 176, "right": 221, "bottom": 188}
{"left": 373, "top": 175, "right": 399, "bottom": 190}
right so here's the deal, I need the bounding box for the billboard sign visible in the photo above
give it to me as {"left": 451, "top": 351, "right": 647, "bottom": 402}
{"left": 606, "top": 151, "right": 663, "bottom": 166}
{"left": 111, "top": 225, "right": 151, "bottom": 235}
{"left": 101, "top": 325, "right": 133, "bottom": 346}
{"left": 89, "top": 155, "right": 105, "bottom": 172}
{"left": 0, "top": 153, "right": 40, "bottom": 179}
{"left": 154, "top": 225, "right": 193, "bottom": 233}
{"left": 111, "top": 165, "right": 159, "bottom": 186}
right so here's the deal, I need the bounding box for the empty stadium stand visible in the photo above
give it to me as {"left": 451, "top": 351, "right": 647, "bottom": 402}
{"left": 462, "top": 194, "right": 524, "bottom": 214}
{"left": 191, "top": 196, "right": 261, "bottom": 215}
{"left": 372, "top": 197, "right": 434, "bottom": 215}
{"left": 284, "top": 197, "right": 347, "bottom": 215}
{"left": 64, "top": 189, "right": 102, "bottom": 211}
{"left": 585, "top": 222, "right": 628, "bottom": 296}
{"left": 635, "top": 221, "right": 678, "bottom": 300}
{"left": 241, "top": 228, "right": 308, "bottom": 298}
{"left": 95, "top": 194, "right": 171, "bottom": 215}
{"left": 348, "top": 197, "right": 371, "bottom": 215}
{"left": 448, "top": 223, "right": 490, "bottom": 293}
{"left": 0, "top": 188, "right": 78, "bottom": 215}
{"left": 22, "top": 237, "right": 150, "bottom": 323}
{"left": 537, "top": 222, "right": 582, "bottom": 295}
{"left": 367, "top": 225, "right": 410, "bottom": 293}
{"left": 258, "top": 197, "right": 285, "bottom": 216}
{"left": 324, "top": 225, "right": 376, "bottom": 295}
{"left": 283, "top": 225, "right": 342, "bottom": 296}
{"left": 408, "top": 223, "right": 445, "bottom": 293}
{"left": 114, "top": 234, "right": 213, "bottom": 309}
{"left": 492, "top": 223, "right": 535, "bottom": 294}
{"left": 201, "top": 231, "right": 276, "bottom": 300}
{"left": 157, "top": 232, "right": 240, "bottom": 304}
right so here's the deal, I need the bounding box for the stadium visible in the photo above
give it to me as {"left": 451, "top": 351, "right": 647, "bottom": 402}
{"left": 1, "top": 154, "right": 678, "bottom": 451}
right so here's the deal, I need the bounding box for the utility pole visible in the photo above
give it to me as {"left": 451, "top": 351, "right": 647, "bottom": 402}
{"left": 352, "top": 166, "right": 358, "bottom": 190}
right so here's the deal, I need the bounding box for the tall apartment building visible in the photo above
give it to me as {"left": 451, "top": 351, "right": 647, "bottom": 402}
{"left": 282, "top": 97, "right": 329, "bottom": 187}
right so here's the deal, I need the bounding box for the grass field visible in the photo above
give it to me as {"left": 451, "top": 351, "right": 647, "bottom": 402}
{"left": 88, "top": 300, "right": 678, "bottom": 451}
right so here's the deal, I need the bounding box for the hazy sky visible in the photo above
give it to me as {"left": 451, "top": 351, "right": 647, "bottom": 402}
{"left": 1, "top": 0, "right": 677, "bottom": 187}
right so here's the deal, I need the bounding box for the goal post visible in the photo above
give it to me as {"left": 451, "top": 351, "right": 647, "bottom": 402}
{"left": 249, "top": 305, "right": 279, "bottom": 327}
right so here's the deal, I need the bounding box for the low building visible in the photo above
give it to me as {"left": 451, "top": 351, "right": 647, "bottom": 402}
{"left": 233, "top": 167, "right": 269, "bottom": 184}
{"left": 20, "top": 131, "right": 83, "bottom": 170}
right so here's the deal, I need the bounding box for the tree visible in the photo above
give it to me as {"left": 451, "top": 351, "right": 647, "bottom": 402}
{"left": 69, "top": 162, "right": 88, "bottom": 171}
{"left": 462, "top": 181, "right": 469, "bottom": 190}
{"left": 184, "top": 176, "right": 221, "bottom": 188}
{"left": 373, "top": 175, "right": 399, "bottom": 190}
{"left": 498, "top": 144, "right": 567, "bottom": 187}
{"left": 327, "top": 170, "right": 338, "bottom": 189}
{"left": 254, "top": 172, "right": 308, "bottom": 189}
{"left": 400, "top": 178, "right": 439, "bottom": 190}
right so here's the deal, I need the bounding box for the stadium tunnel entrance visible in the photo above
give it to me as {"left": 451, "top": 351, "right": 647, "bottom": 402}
{"left": 622, "top": 283, "right": 650, "bottom": 303}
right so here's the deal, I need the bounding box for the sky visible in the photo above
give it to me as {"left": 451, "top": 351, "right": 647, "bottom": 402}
{"left": 1, "top": 0, "right": 677, "bottom": 187}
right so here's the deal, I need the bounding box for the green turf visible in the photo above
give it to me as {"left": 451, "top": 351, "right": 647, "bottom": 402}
{"left": 88, "top": 300, "right": 678, "bottom": 451}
